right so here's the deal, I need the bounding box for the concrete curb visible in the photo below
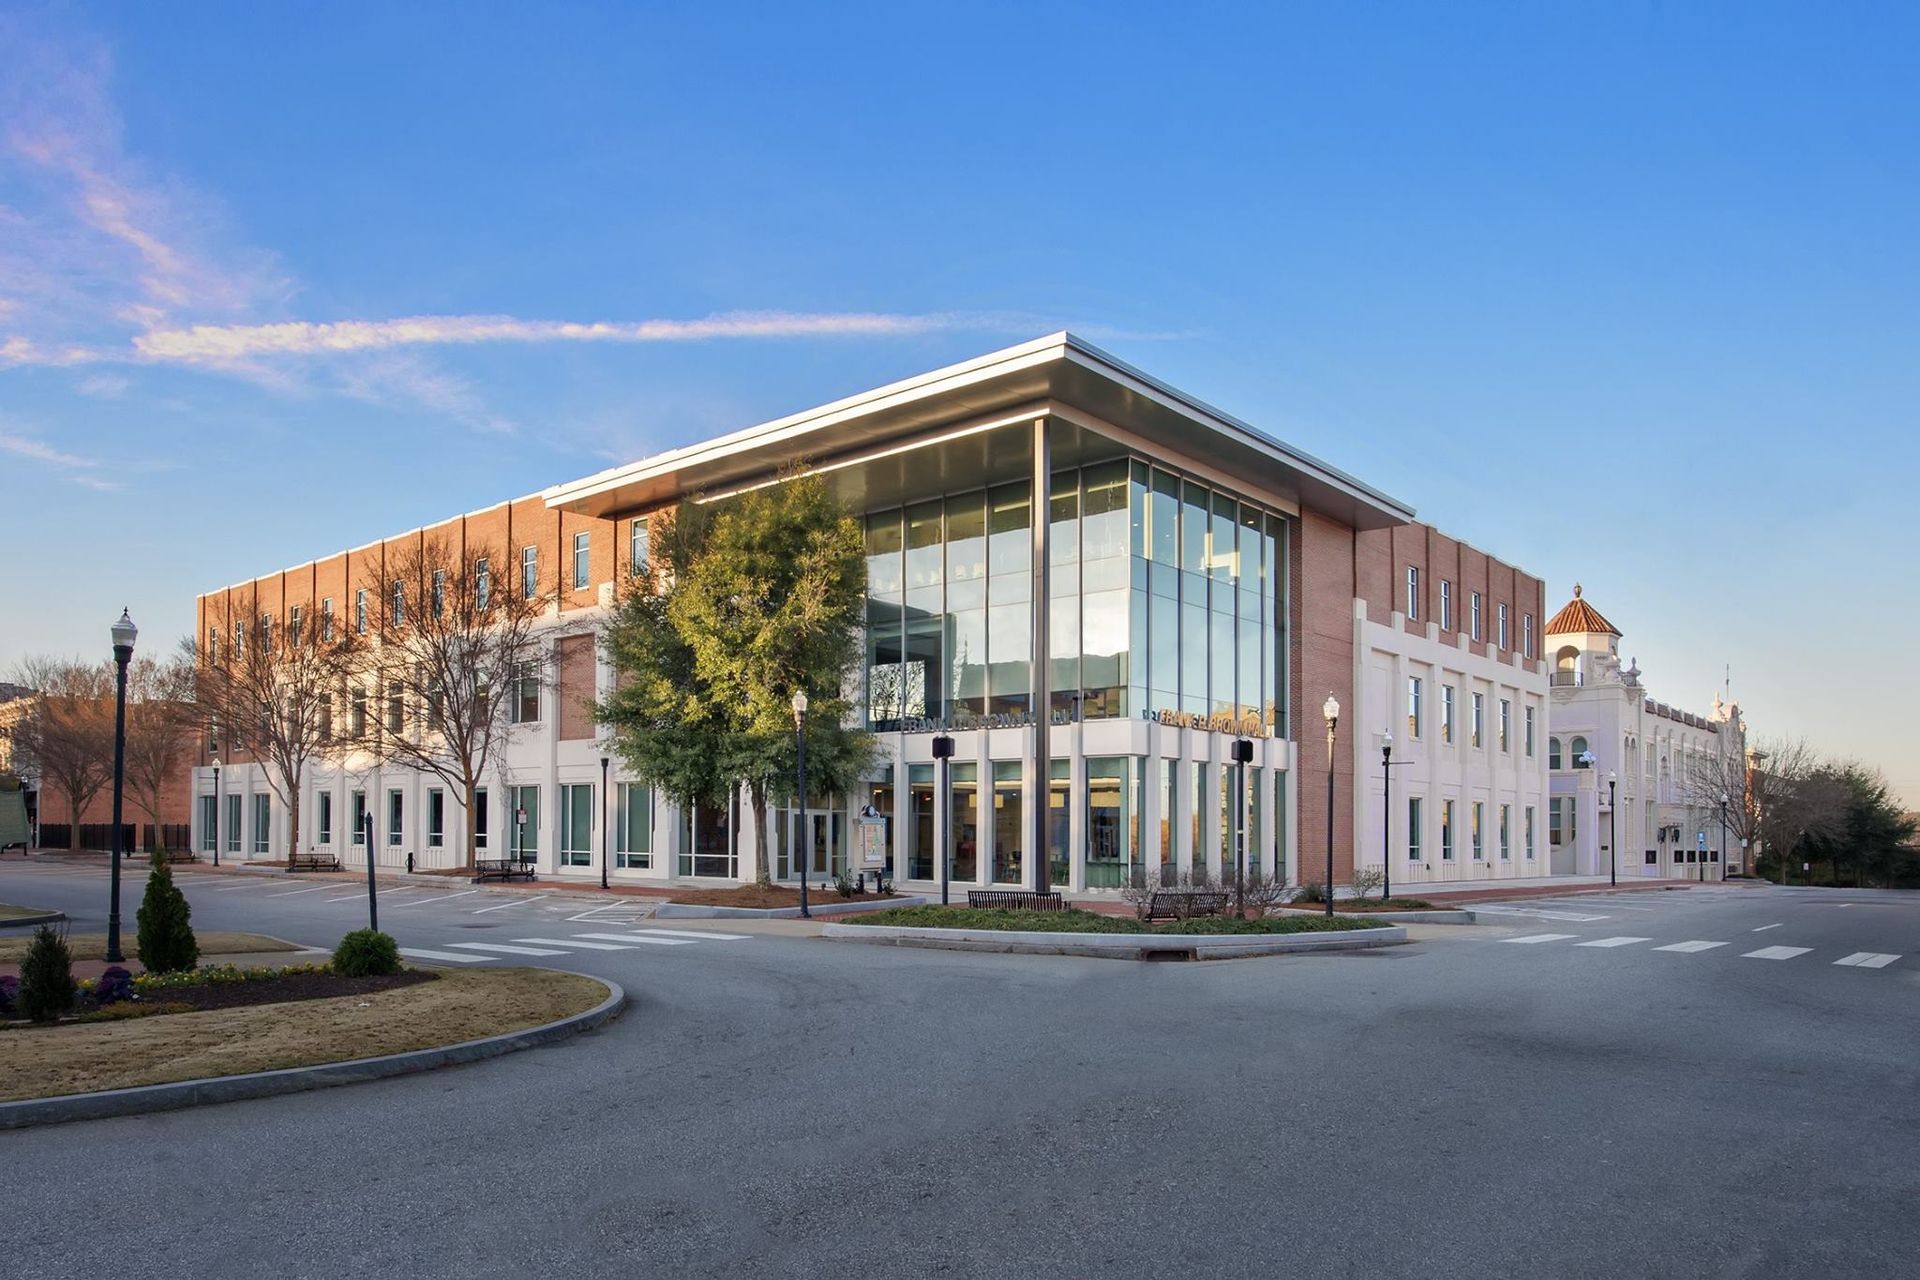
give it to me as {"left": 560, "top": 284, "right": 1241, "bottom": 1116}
{"left": 1275, "top": 907, "right": 1476, "bottom": 924}
{"left": 823, "top": 921, "right": 1406, "bottom": 960}
{"left": 0, "top": 974, "right": 626, "bottom": 1131}
{"left": 0, "top": 910, "right": 68, "bottom": 929}
{"left": 657, "top": 894, "right": 928, "bottom": 920}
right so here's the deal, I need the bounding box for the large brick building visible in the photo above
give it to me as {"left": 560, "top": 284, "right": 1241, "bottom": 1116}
{"left": 193, "top": 335, "right": 1545, "bottom": 892}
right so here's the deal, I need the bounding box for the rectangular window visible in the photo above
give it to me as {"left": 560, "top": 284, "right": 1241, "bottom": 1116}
{"left": 510, "top": 786, "right": 539, "bottom": 860}
{"left": 318, "top": 792, "right": 333, "bottom": 846}
{"left": 355, "top": 589, "right": 368, "bottom": 635}
{"left": 1550, "top": 798, "right": 1564, "bottom": 846}
{"left": 572, "top": 532, "right": 591, "bottom": 590}
{"left": 234, "top": 619, "right": 245, "bottom": 651}
{"left": 207, "top": 624, "right": 220, "bottom": 664}
{"left": 350, "top": 688, "right": 368, "bottom": 737}
{"left": 226, "top": 793, "right": 241, "bottom": 854}
{"left": 1441, "top": 685, "right": 1455, "bottom": 744}
{"left": 1500, "top": 804, "right": 1511, "bottom": 860}
{"left": 431, "top": 569, "right": 446, "bottom": 619}
{"left": 252, "top": 793, "right": 271, "bottom": 855}
{"left": 1406, "top": 565, "right": 1420, "bottom": 619}
{"left": 1408, "top": 797, "right": 1423, "bottom": 861}
{"left": 1441, "top": 799, "right": 1455, "bottom": 860}
{"left": 199, "top": 794, "right": 217, "bottom": 853}
{"left": 289, "top": 605, "right": 303, "bottom": 645}
{"left": 391, "top": 579, "right": 406, "bottom": 626}
{"left": 522, "top": 545, "right": 538, "bottom": 599}
{"left": 1498, "top": 602, "right": 1509, "bottom": 649}
{"left": 1499, "top": 698, "right": 1511, "bottom": 752}
{"left": 351, "top": 791, "right": 367, "bottom": 846}
{"left": 1471, "top": 802, "right": 1484, "bottom": 859}
{"left": 1471, "top": 692, "right": 1485, "bottom": 749}
{"left": 1523, "top": 614, "right": 1535, "bottom": 657}
{"left": 1526, "top": 806, "right": 1536, "bottom": 858}
{"left": 1439, "top": 580, "right": 1452, "bottom": 630}
{"left": 475, "top": 557, "right": 491, "bottom": 611}
{"left": 559, "top": 783, "right": 594, "bottom": 867}
{"left": 321, "top": 597, "right": 334, "bottom": 642}
{"left": 630, "top": 517, "right": 650, "bottom": 576}
{"left": 1525, "top": 706, "right": 1536, "bottom": 757}
{"left": 1470, "top": 591, "right": 1482, "bottom": 640}
{"left": 385, "top": 684, "right": 405, "bottom": 734}
{"left": 427, "top": 788, "right": 444, "bottom": 848}
{"left": 1646, "top": 848, "right": 1658, "bottom": 866}
{"left": 1407, "top": 676, "right": 1423, "bottom": 739}
{"left": 512, "top": 668, "right": 540, "bottom": 723}
{"left": 387, "top": 789, "right": 405, "bottom": 846}
{"left": 616, "top": 782, "right": 653, "bottom": 868}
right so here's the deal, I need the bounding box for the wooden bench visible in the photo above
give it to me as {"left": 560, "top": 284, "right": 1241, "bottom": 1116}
{"left": 288, "top": 852, "right": 341, "bottom": 872}
{"left": 1146, "top": 890, "right": 1228, "bottom": 922}
{"left": 161, "top": 849, "right": 198, "bottom": 864}
{"left": 473, "top": 857, "right": 537, "bottom": 883}
{"left": 966, "top": 889, "right": 1065, "bottom": 911}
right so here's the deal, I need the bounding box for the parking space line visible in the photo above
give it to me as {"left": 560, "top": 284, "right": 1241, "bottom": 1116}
{"left": 574, "top": 931, "right": 696, "bottom": 947}
{"left": 386, "top": 890, "right": 480, "bottom": 908}
{"left": 1752, "top": 923, "right": 1783, "bottom": 932}
{"left": 267, "top": 885, "right": 336, "bottom": 897}
{"left": 511, "top": 937, "right": 634, "bottom": 950}
{"left": 1744, "top": 946, "right": 1812, "bottom": 960}
{"left": 1576, "top": 936, "right": 1653, "bottom": 948}
{"left": 447, "top": 942, "right": 568, "bottom": 956}
{"left": 1501, "top": 934, "right": 1578, "bottom": 944}
{"left": 399, "top": 947, "right": 488, "bottom": 964}
{"left": 472, "top": 894, "right": 550, "bottom": 914}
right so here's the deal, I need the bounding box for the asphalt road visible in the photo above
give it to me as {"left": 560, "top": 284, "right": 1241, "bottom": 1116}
{"left": 4, "top": 862, "right": 1918, "bottom": 1279}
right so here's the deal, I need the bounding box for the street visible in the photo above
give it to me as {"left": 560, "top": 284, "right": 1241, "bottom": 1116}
{"left": 5, "top": 862, "right": 1918, "bottom": 1279}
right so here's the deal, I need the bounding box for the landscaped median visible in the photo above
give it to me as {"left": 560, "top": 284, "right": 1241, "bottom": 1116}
{"left": 824, "top": 905, "right": 1406, "bottom": 960}
{"left": 0, "top": 902, "right": 65, "bottom": 927}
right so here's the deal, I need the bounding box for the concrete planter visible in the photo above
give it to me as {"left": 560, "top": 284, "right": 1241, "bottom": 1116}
{"left": 656, "top": 894, "right": 927, "bottom": 920}
{"left": 823, "top": 921, "right": 1406, "bottom": 960}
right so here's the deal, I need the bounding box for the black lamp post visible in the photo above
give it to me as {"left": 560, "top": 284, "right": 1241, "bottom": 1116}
{"left": 1606, "top": 771, "right": 1617, "bottom": 888}
{"left": 1231, "top": 737, "right": 1254, "bottom": 911}
{"left": 1380, "top": 732, "right": 1393, "bottom": 904}
{"left": 1719, "top": 793, "right": 1730, "bottom": 880}
{"left": 932, "top": 733, "right": 955, "bottom": 906}
{"left": 1322, "top": 693, "right": 1339, "bottom": 918}
{"left": 362, "top": 810, "right": 379, "bottom": 930}
{"left": 599, "top": 755, "right": 610, "bottom": 890}
{"left": 211, "top": 753, "right": 222, "bottom": 869}
{"left": 792, "top": 689, "right": 810, "bottom": 919}
{"left": 104, "top": 609, "right": 137, "bottom": 963}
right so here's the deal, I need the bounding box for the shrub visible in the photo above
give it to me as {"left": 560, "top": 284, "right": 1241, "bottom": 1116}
{"left": 19, "top": 924, "right": 77, "bottom": 1023}
{"left": 1350, "top": 868, "right": 1387, "bottom": 902}
{"left": 93, "top": 966, "right": 134, "bottom": 1005}
{"left": 1229, "top": 870, "right": 1291, "bottom": 917}
{"left": 1293, "top": 880, "right": 1330, "bottom": 904}
{"left": 1119, "top": 870, "right": 1159, "bottom": 920}
{"left": 136, "top": 853, "right": 199, "bottom": 973}
{"left": 0, "top": 973, "right": 18, "bottom": 1018}
{"left": 332, "top": 929, "right": 402, "bottom": 977}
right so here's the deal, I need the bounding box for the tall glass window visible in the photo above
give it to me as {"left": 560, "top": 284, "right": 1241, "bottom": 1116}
{"left": 559, "top": 783, "right": 593, "bottom": 867}
{"left": 1408, "top": 797, "right": 1423, "bottom": 860}
{"left": 616, "top": 782, "right": 652, "bottom": 868}
{"left": 253, "top": 793, "right": 271, "bottom": 855}
{"left": 1086, "top": 757, "right": 1134, "bottom": 887}
{"left": 985, "top": 482, "right": 1031, "bottom": 715}
{"left": 949, "top": 763, "right": 978, "bottom": 881}
{"left": 908, "top": 763, "right": 936, "bottom": 880}
{"left": 991, "top": 761, "right": 1024, "bottom": 883}
{"left": 510, "top": 785, "right": 540, "bottom": 860}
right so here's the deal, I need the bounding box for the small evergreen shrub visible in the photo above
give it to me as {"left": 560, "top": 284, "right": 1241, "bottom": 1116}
{"left": 1293, "top": 881, "right": 1330, "bottom": 904}
{"left": 332, "top": 929, "right": 402, "bottom": 977}
{"left": 136, "top": 853, "right": 200, "bottom": 973}
{"left": 19, "top": 925, "right": 77, "bottom": 1023}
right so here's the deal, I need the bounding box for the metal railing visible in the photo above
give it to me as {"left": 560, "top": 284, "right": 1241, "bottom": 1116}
{"left": 1550, "top": 671, "right": 1583, "bottom": 687}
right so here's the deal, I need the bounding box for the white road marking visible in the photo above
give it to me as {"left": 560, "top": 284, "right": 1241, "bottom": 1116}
{"left": 213, "top": 883, "right": 269, "bottom": 892}
{"left": 1471, "top": 907, "right": 1609, "bottom": 923}
{"left": 1653, "top": 941, "right": 1727, "bottom": 953}
{"left": 623, "top": 927, "right": 752, "bottom": 942}
{"left": 1501, "top": 933, "right": 1578, "bottom": 944}
{"left": 399, "top": 947, "right": 487, "bottom": 963}
{"left": 471, "top": 894, "right": 550, "bottom": 914}
{"left": 1752, "top": 923, "right": 1784, "bottom": 932}
{"left": 574, "top": 931, "right": 695, "bottom": 947}
{"left": 386, "top": 890, "right": 480, "bottom": 908}
{"left": 266, "top": 885, "right": 336, "bottom": 897}
{"left": 1834, "top": 952, "right": 1901, "bottom": 969}
{"left": 1576, "top": 936, "right": 1653, "bottom": 948}
{"left": 324, "top": 889, "right": 424, "bottom": 904}
{"left": 447, "top": 942, "right": 568, "bottom": 956}
{"left": 1744, "top": 946, "right": 1812, "bottom": 961}
{"left": 511, "top": 937, "right": 634, "bottom": 950}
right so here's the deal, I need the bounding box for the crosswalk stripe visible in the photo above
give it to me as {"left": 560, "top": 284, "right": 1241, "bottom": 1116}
{"left": 510, "top": 937, "right": 634, "bottom": 950}
{"left": 446, "top": 942, "right": 568, "bottom": 956}
{"left": 1653, "top": 941, "right": 1727, "bottom": 953}
{"left": 620, "top": 928, "right": 752, "bottom": 942}
{"left": 573, "top": 932, "right": 695, "bottom": 947}
{"left": 1743, "top": 945, "right": 1812, "bottom": 960}
{"left": 1501, "top": 934, "right": 1577, "bottom": 944}
{"left": 399, "top": 947, "right": 487, "bottom": 964}
{"left": 1834, "top": 952, "right": 1901, "bottom": 969}
{"left": 1576, "top": 936, "right": 1652, "bottom": 948}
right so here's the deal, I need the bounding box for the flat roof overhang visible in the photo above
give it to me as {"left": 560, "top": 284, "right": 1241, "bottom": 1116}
{"left": 542, "top": 332, "right": 1414, "bottom": 531}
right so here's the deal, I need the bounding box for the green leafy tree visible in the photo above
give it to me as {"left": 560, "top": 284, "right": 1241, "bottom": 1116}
{"left": 19, "top": 924, "right": 76, "bottom": 1022}
{"left": 136, "top": 851, "right": 200, "bottom": 973}
{"left": 600, "top": 472, "right": 878, "bottom": 885}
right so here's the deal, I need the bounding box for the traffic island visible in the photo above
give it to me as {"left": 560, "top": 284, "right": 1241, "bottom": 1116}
{"left": 0, "top": 903, "right": 65, "bottom": 928}
{"left": 0, "top": 967, "right": 621, "bottom": 1128}
{"left": 825, "top": 905, "right": 1406, "bottom": 960}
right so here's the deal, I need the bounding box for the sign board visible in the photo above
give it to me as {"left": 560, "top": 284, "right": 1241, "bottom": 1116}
{"left": 855, "top": 804, "right": 887, "bottom": 868}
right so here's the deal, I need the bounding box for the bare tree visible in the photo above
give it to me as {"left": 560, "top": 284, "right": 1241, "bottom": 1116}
{"left": 191, "top": 609, "right": 363, "bottom": 860}
{"left": 122, "top": 648, "right": 198, "bottom": 847}
{"left": 1705, "top": 735, "right": 1849, "bottom": 884}
{"left": 5, "top": 658, "right": 114, "bottom": 848}
{"left": 363, "top": 536, "right": 550, "bottom": 868}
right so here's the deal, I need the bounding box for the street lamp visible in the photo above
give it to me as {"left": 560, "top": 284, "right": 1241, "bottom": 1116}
{"left": 1322, "top": 693, "right": 1339, "bottom": 919}
{"left": 104, "top": 608, "right": 137, "bottom": 963}
{"left": 1380, "top": 731, "right": 1393, "bottom": 904}
{"left": 600, "top": 755, "right": 610, "bottom": 890}
{"left": 792, "top": 689, "right": 810, "bottom": 919}
{"left": 211, "top": 754, "right": 223, "bottom": 869}
{"left": 932, "top": 734, "right": 955, "bottom": 906}
{"left": 1719, "top": 792, "right": 1730, "bottom": 881}
{"left": 1231, "top": 737, "right": 1254, "bottom": 913}
{"left": 1606, "top": 771, "right": 1617, "bottom": 888}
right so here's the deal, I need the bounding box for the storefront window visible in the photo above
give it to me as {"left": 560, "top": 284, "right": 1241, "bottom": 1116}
{"left": 950, "top": 763, "right": 978, "bottom": 881}
{"left": 908, "top": 764, "right": 935, "bottom": 880}
{"left": 992, "top": 761, "right": 1023, "bottom": 884}
{"left": 1086, "top": 757, "right": 1133, "bottom": 888}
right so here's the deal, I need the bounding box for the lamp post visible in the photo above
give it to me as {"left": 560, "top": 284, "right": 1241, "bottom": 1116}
{"left": 363, "top": 810, "right": 378, "bottom": 931}
{"left": 104, "top": 609, "right": 137, "bottom": 964}
{"left": 1322, "top": 693, "right": 1339, "bottom": 919}
{"left": 792, "top": 689, "right": 810, "bottom": 920}
{"left": 1231, "top": 737, "right": 1254, "bottom": 913}
{"left": 1718, "top": 792, "right": 1730, "bottom": 881}
{"left": 211, "top": 754, "right": 222, "bottom": 869}
{"left": 932, "top": 734, "right": 955, "bottom": 906}
{"left": 1606, "top": 771, "right": 1617, "bottom": 888}
{"left": 1380, "top": 732, "right": 1393, "bottom": 904}
{"left": 600, "top": 756, "right": 610, "bottom": 890}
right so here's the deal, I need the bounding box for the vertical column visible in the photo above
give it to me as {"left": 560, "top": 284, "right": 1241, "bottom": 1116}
{"left": 1200, "top": 759, "right": 1222, "bottom": 882}
{"left": 1140, "top": 745, "right": 1162, "bottom": 885}
{"left": 1029, "top": 416, "right": 1051, "bottom": 893}
{"left": 1067, "top": 723, "right": 1086, "bottom": 893}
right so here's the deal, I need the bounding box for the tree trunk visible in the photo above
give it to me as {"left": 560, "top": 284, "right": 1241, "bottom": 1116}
{"left": 751, "top": 779, "right": 772, "bottom": 887}
{"left": 463, "top": 777, "right": 478, "bottom": 871}
{"left": 288, "top": 784, "right": 302, "bottom": 862}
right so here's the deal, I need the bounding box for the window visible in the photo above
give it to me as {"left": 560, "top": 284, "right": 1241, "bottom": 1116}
{"left": 1525, "top": 806, "right": 1536, "bottom": 859}
{"left": 616, "top": 782, "right": 653, "bottom": 868}
{"left": 234, "top": 619, "right": 245, "bottom": 651}
{"left": 391, "top": 579, "right": 406, "bottom": 626}
{"left": 207, "top": 624, "right": 220, "bottom": 665}
{"left": 289, "top": 605, "right": 304, "bottom": 645}
{"left": 1408, "top": 797, "right": 1424, "bottom": 861}
{"left": 431, "top": 569, "right": 446, "bottom": 619}
{"left": 350, "top": 688, "right": 368, "bottom": 738}
{"left": 198, "top": 795, "right": 216, "bottom": 853}
{"left": 1407, "top": 676, "right": 1423, "bottom": 739}
{"left": 1570, "top": 735, "right": 1590, "bottom": 767}
{"left": 1500, "top": 805, "right": 1511, "bottom": 860}
{"left": 387, "top": 789, "right": 404, "bottom": 846}
{"left": 572, "top": 532, "right": 591, "bottom": 590}
{"left": 559, "top": 783, "right": 594, "bottom": 867}
{"left": 1646, "top": 848, "right": 1658, "bottom": 866}
{"left": 261, "top": 613, "right": 273, "bottom": 647}
{"left": 1523, "top": 613, "right": 1535, "bottom": 657}
{"left": 1525, "top": 706, "right": 1536, "bottom": 757}
{"left": 1549, "top": 737, "right": 1562, "bottom": 770}
{"left": 512, "top": 668, "right": 540, "bottom": 723}
{"left": 475, "top": 557, "right": 490, "bottom": 611}
{"left": 318, "top": 694, "right": 333, "bottom": 742}
{"left": 1470, "top": 591, "right": 1482, "bottom": 641}
{"left": 351, "top": 791, "right": 367, "bottom": 846}
{"left": 473, "top": 788, "right": 488, "bottom": 852}
{"left": 321, "top": 598, "right": 334, "bottom": 642}
{"left": 510, "top": 785, "right": 540, "bottom": 860}
{"left": 386, "top": 685, "right": 405, "bottom": 735}
{"left": 1441, "top": 800, "right": 1455, "bottom": 860}
{"left": 1441, "top": 685, "right": 1455, "bottom": 744}
{"left": 1471, "top": 692, "right": 1484, "bottom": 749}
{"left": 1439, "top": 580, "right": 1452, "bottom": 630}
{"left": 522, "top": 545, "right": 539, "bottom": 599}
{"left": 226, "top": 793, "right": 241, "bottom": 854}
{"left": 1497, "top": 603, "right": 1509, "bottom": 650}
{"left": 427, "top": 788, "right": 444, "bottom": 848}
{"left": 1499, "top": 698, "right": 1511, "bottom": 752}
{"left": 251, "top": 793, "right": 271, "bottom": 855}
{"left": 1550, "top": 799, "right": 1563, "bottom": 846}
{"left": 1406, "top": 565, "right": 1420, "bottom": 619}
{"left": 1471, "top": 802, "right": 1484, "bottom": 859}
{"left": 355, "top": 589, "right": 368, "bottom": 635}
{"left": 318, "top": 792, "right": 333, "bottom": 845}
{"left": 630, "top": 517, "right": 650, "bottom": 576}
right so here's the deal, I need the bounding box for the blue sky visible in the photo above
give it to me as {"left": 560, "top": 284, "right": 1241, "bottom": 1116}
{"left": 2, "top": 3, "right": 1915, "bottom": 802}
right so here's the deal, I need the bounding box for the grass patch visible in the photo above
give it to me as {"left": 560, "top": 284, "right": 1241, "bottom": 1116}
{"left": 0, "top": 967, "right": 606, "bottom": 1103}
{"left": 0, "top": 931, "right": 299, "bottom": 966}
{"left": 843, "top": 905, "right": 1389, "bottom": 934}
{"left": 0, "top": 903, "right": 56, "bottom": 922}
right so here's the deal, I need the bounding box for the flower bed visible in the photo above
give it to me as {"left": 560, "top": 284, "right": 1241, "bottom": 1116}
{"left": 840, "top": 906, "right": 1388, "bottom": 934}
{"left": 3, "top": 962, "right": 437, "bottom": 1030}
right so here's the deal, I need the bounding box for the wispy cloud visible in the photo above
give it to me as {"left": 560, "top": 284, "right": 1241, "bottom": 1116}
{"left": 0, "top": 428, "right": 121, "bottom": 491}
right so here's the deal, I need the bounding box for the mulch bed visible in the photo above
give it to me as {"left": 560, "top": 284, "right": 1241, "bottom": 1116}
{"left": 138, "top": 970, "right": 437, "bottom": 1014}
